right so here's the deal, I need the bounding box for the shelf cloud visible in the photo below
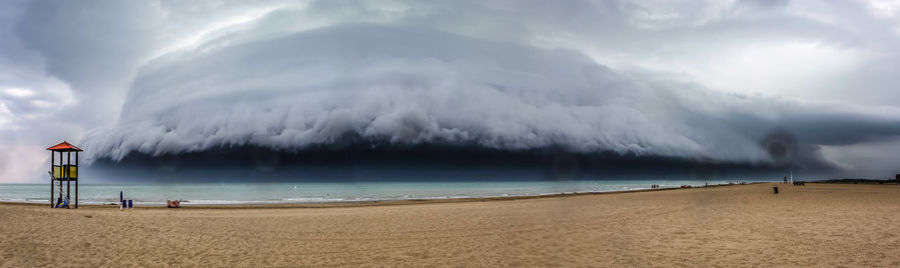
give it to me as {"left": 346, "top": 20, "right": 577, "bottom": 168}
{"left": 82, "top": 22, "right": 900, "bottom": 173}
{"left": 4, "top": 0, "right": 900, "bottom": 181}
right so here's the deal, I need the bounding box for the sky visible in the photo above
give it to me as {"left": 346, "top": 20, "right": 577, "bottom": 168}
{"left": 1, "top": 0, "right": 900, "bottom": 182}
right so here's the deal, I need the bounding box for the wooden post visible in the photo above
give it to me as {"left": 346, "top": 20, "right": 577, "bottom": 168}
{"left": 50, "top": 151, "right": 54, "bottom": 208}
{"left": 66, "top": 151, "right": 70, "bottom": 204}
{"left": 75, "top": 151, "right": 78, "bottom": 208}
{"left": 58, "top": 152, "right": 62, "bottom": 201}
{"left": 60, "top": 151, "right": 64, "bottom": 201}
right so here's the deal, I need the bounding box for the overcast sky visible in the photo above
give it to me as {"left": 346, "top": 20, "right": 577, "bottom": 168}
{"left": 2, "top": 0, "right": 900, "bottom": 182}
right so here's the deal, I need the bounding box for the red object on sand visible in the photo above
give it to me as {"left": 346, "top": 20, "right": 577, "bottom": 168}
{"left": 167, "top": 200, "right": 181, "bottom": 208}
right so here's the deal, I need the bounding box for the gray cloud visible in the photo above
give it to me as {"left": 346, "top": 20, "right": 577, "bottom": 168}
{"left": 81, "top": 22, "right": 900, "bottom": 174}
{"left": 3, "top": 0, "right": 900, "bottom": 181}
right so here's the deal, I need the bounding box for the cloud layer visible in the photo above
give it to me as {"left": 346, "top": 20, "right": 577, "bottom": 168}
{"left": 82, "top": 22, "right": 900, "bottom": 172}
{"left": 4, "top": 0, "right": 900, "bottom": 181}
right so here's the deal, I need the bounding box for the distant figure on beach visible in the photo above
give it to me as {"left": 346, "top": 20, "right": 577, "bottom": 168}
{"left": 783, "top": 176, "right": 788, "bottom": 184}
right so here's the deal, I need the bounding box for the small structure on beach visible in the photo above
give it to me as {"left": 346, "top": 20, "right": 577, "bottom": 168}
{"left": 47, "top": 141, "right": 82, "bottom": 208}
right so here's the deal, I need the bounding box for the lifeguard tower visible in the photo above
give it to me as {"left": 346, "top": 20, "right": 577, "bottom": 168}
{"left": 47, "top": 141, "right": 82, "bottom": 208}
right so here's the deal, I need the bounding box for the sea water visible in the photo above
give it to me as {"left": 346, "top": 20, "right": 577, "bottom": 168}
{"left": 0, "top": 180, "right": 769, "bottom": 206}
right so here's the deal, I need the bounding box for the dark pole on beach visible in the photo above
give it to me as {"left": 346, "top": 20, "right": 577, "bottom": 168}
{"left": 66, "top": 151, "right": 70, "bottom": 205}
{"left": 75, "top": 151, "right": 78, "bottom": 208}
{"left": 50, "top": 150, "right": 54, "bottom": 208}
{"left": 59, "top": 152, "right": 63, "bottom": 201}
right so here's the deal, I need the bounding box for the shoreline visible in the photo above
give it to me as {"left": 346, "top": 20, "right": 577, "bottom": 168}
{"left": 0, "top": 182, "right": 757, "bottom": 209}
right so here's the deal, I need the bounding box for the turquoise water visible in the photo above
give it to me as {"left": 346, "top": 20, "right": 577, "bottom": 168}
{"left": 0, "top": 180, "right": 768, "bottom": 206}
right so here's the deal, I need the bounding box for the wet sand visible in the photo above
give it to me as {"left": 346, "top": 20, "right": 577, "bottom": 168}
{"left": 2, "top": 182, "right": 900, "bottom": 267}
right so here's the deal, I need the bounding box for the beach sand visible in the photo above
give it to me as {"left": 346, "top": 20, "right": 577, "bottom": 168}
{"left": 2, "top": 182, "right": 900, "bottom": 267}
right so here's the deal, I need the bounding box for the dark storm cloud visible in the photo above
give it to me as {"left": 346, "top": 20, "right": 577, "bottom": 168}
{"left": 3, "top": 0, "right": 900, "bottom": 181}
{"left": 81, "top": 22, "right": 900, "bottom": 173}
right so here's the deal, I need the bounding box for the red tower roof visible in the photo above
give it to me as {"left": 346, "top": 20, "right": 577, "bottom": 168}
{"left": 47, "top": 141, "right": 83, "bottom": 152}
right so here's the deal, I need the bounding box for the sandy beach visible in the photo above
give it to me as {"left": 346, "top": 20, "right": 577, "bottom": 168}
{"left": 2, "top": 182, "right": 900, "bottom": 267}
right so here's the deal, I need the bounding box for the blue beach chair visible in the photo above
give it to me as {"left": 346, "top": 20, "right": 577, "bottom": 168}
{"left": 56, "top": 198, "right": 69, "bottom": 208}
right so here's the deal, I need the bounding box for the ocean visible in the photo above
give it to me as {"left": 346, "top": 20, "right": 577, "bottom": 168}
{"left": 0, "top": 179, "right": 770, "bottom": 206}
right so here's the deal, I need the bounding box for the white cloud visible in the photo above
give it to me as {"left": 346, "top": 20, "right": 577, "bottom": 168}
{"left": 865, "top": 0, "right": 900, "bottom": 17}
{"left": 0, "top": 101, "right": 14, "bottom": 129}
{"left": 3, "top": 87, "right": 35, "bottom": 98}
{"left": 29, "top": 99, "right": 53, "bottom": 109}
{"left": 703, "top": 41, "right": 864, "bottom": 98}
